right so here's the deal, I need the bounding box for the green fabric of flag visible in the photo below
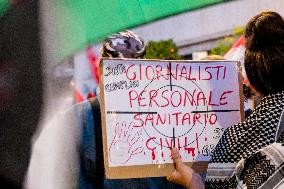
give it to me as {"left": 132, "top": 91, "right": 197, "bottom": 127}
{"left": 53, "top": 0, "right": 230, "bottom": 63}
{"left": 1, "top": 0, "right": 231, "bottom": 63}
{"left": 0, "top": 0, "right": 10, "bottom": 17}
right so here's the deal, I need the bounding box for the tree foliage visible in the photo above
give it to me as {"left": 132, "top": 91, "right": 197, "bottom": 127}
{"left": 145, "top": 39, "right": 183, "bottom": 60}
{"left": 209, "top": 27, "right": 244, "bottom": 56}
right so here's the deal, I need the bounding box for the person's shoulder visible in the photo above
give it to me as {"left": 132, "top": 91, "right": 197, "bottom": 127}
{"left": 218, "top": 120, "right": 253, "bottom": 148}
{"left": 222, "top": 120, "right": 247, "bottom": 137}
{"left": 210, "top": 121, "right": 248, "bottom": 159}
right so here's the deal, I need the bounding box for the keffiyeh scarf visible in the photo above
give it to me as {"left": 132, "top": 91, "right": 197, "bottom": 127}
{"left": 205, "top": 91, "right": 284, "bottom": 189}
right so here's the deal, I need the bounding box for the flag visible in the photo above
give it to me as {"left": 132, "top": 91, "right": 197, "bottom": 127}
{"left": 224, "top": 35, "right": 246, "bottom": 76}
{"left": 52, "top": 0, "right": 228, "bottom": 64}
{"left": 73, "top": 46, "right": 100, "bottom": 102}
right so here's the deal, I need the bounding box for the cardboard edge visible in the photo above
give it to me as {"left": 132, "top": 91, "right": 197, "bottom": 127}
{"left": 99, "top": 58, "right": 111, "bottom": 178}
{"left": 105, "top": 162, "right": 209, "bottom": 179}
{"left": 236, "top": 61, "right": 245, "bottom": 121}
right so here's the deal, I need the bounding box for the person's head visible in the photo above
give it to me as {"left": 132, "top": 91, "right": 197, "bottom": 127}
{"left": 101, "top": 30, "right": 146, "bottom": 58}
{"left": 244, "top": 11, "right": 284, "bottom": 96}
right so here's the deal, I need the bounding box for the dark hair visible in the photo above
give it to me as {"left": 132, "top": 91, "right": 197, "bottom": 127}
{"left": 245, "top": 11, "right": 284, "bottom": 95}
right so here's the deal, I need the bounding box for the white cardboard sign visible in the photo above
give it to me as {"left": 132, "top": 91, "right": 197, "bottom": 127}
{"left": 99, "top": 58, "right": 244, "bottom": 178}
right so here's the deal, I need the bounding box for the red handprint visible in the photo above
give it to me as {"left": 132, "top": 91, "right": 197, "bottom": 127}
{"left": 109, "top": 121, "right": 144, "bottom": 164}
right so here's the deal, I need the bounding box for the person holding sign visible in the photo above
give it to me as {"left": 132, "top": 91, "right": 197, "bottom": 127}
{"left": 85, "top": 30, "right": 183, "bottom": 189}
{"left": 167, "top": 11, "right": 284, "bottom": 189}
{"left": 81, "top": 30, "right": 184, "bottom": 189}
{"left": 26, "top": 30, "right": 184, "bottom": 189}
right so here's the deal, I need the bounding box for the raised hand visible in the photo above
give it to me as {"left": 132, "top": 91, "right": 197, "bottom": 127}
{"left": 167, "top": 148, "right": 204, "bottom": 189}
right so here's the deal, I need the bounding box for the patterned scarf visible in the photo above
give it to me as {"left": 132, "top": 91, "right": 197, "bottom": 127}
{"left": 205, "top": 91, "right": 284, "bottom": 189}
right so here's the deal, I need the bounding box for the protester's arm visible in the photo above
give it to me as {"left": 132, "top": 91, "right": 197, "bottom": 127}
{"left": 167, "top": 148, "right": 204, "bottom": 189}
